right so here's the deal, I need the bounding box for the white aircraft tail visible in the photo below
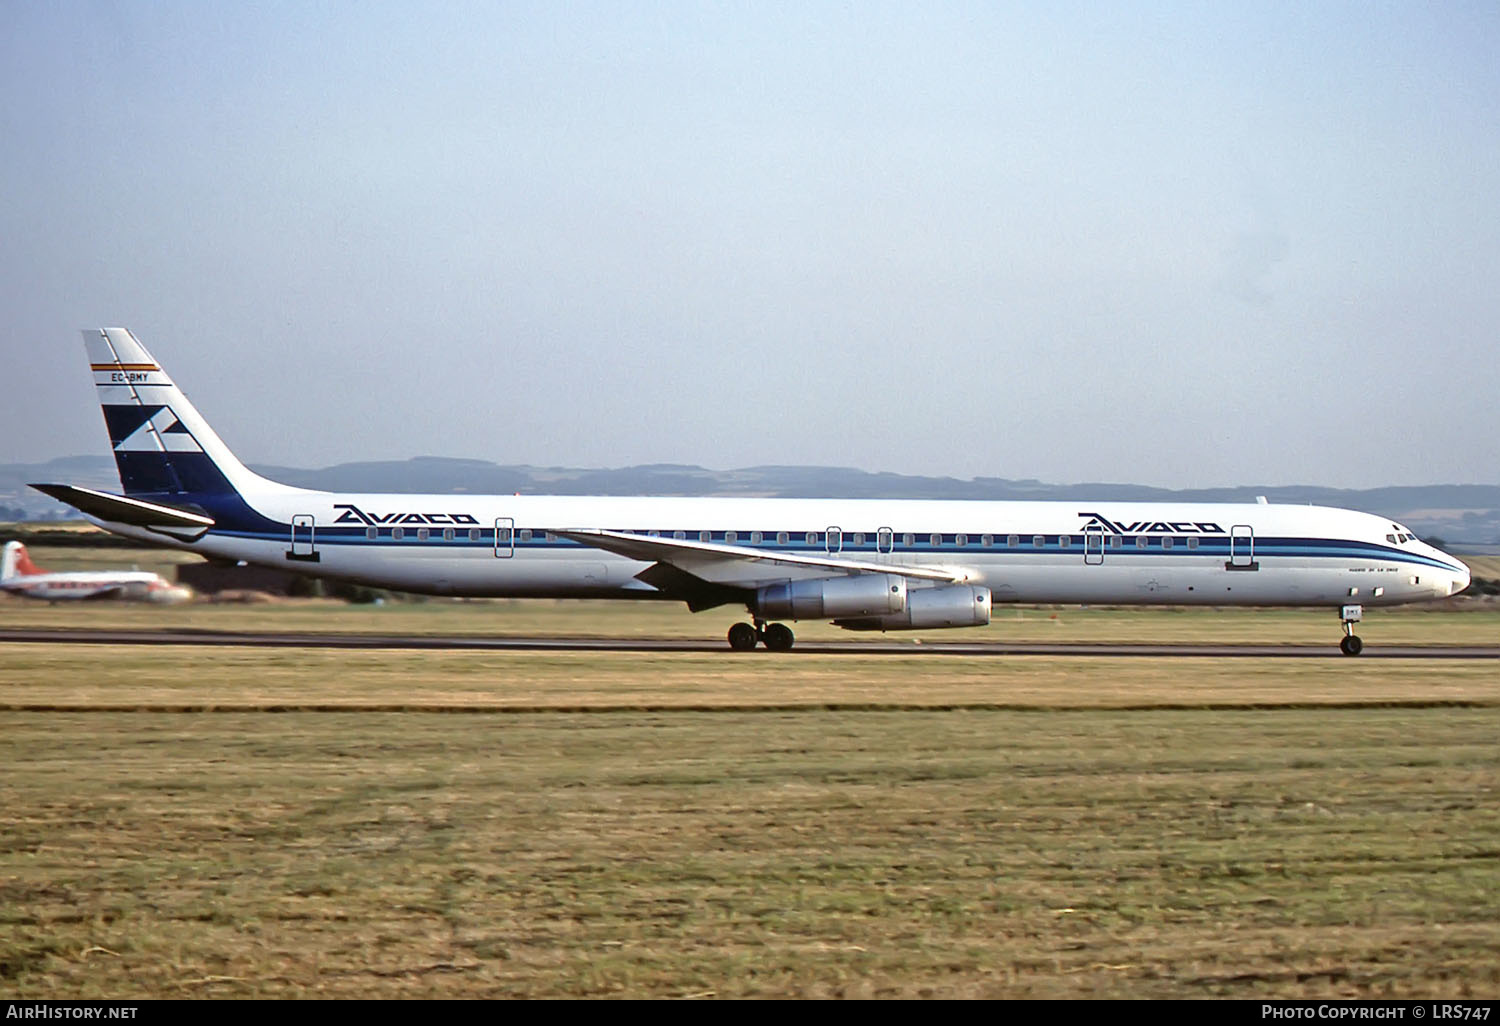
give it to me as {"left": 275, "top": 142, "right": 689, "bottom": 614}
{"left": 2, "top": 541, "right": 44, "bottom": 582}
{"left": 86, "top": 328, "right": 285, "bottom": 500}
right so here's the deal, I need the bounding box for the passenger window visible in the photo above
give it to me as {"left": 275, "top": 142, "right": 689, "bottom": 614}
{"left": 1187, "top": 537, "right": 1199, "bottom": 550}
{"left": 981, "top": 534, "right": 993, "bottom": 547}
{"left": 673, "top": 531, "right": 686, "bottom": 540}
{"left": 903, "top": 533, "right": 915, "bottom": 547}
{"left": 750, "top": 531, "right": 762, "bottom": 544}
{"left": 776, "top": 532, "right": 788, "bottom": 544}
{"left": 443, "top": 527, "right": 454, "bottom": 541}
{"left": 930, "top": 533, "right": 942, "bottom": 547}
{"left": 699, "top": 530, "right": 711, "bottom": 542}
{"left": 1135, "top": 536, "right": 1147, "bottom": 549}
{"left": 1109, "top": 536, "right": 1122, "bottom": 549}
{"left": 1162, "top": 536, "right": 1173, "bottom": 550}
{"left": 956, "top": 534, "right": 967, "bottom": 547}
{"left": 806, "top": 532, "right": 818, "bottom": 545}
{"left": 417, "top": 527, "right": 430, "bottom": 541}
{"left": 1008, "top": 535, "right": 1019, "bottom": 548}
{"left": 1033, "top": 535, "right": 1044, "bottom": 548}
{"left": 725, "top": 531, "right": 737, "bottom": 543}
{"left": 852, "top": 533, "right": 864, "bottom": 546}
{"left": 392, "top": 527, "right": 405, "bottom": 541}
{"left": 366, "top": 527, "right": 377, "bottom": 540}
{"left": 1058, "top": 535, "right": 1070, "bottom": 548}
{"left": 520, "top": 529, "right": 532, "bottom": 541}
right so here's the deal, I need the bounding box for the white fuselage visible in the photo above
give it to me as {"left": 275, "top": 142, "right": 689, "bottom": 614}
{"left": 1, "top": 568, "right": 183, "bottom": 602}
{"left": 44, "top": 328, "right": 1475, "bottom": 650}
{"left": 92, "top": 489, "right": 1471, "bottom": 610}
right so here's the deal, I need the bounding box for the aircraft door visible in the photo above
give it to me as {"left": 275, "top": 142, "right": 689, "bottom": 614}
{"left": 1227, "top": 524, "right": 1258, "bottom": 571}
{"left": 826, "top": 526, "right": 842, "bottom": 555}
{"left": 288, "top": 514, "right": 319, "bottom": 562}
{"left": 1083, "top": 525, "right": 1105, "bottom": 565}
{"left": 494, "top": 517, "right": 514, "bottom": 558}
{"left": 876, "top": 527, "right": 894, "bottom": 555}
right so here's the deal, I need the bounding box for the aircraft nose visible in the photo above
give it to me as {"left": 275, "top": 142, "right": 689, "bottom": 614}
{"left": 1451, "top": 561, "right": 1472, "bottom": 596}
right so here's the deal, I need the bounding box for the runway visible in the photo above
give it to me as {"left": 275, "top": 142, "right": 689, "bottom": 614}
{"left": 4, "top": 627, "right": 1499, "bottom": 658}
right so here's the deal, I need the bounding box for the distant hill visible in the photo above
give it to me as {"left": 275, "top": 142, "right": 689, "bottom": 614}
{"left": 6, "top": 454, "right": 1499, "bottom": 544}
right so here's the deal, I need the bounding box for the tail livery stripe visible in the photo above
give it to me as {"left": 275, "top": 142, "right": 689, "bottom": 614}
{"left": 82, "top": 328, "right": 273, "bottom": 500}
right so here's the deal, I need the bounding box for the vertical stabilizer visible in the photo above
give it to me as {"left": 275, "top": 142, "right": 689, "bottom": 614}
{"left": 87, "top": 328, "right": 279, "bottom": 499}
{"left": 2, "top": 541, "right": 43, "bottom": 581}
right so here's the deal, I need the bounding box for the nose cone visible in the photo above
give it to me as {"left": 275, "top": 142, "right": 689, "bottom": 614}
{"left": 1426, "top": 541, "right": 1472, "bottom": 597}
{"left": 1451, "top": 559, "right": 1472, "bottom": 597}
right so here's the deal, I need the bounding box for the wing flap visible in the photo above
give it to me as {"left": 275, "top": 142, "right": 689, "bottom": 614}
{"left": 632, "top": 562, "right": 749, "bottom": 612}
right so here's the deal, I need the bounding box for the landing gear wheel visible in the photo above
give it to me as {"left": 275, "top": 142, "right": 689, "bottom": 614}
{"left": 727, "top": 622, "right": 759, "bottom": 651}
{"left": 764, "top": 622, "right": 795, "bottom": 651}
{"left": 1338, "top": 604, "right": 1364, "bottom": 657}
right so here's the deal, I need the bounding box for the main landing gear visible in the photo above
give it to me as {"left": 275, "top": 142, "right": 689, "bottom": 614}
{"left": 728, "top": 619, "right": 795, "bottom": 651}
{"left": 1339, "top": 603, "right": 1364, "bottom": 656}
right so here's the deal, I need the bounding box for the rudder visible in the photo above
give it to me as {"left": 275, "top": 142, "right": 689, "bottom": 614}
{"left": 87, "top": 328, "right": 271, "bottom": 500}
{"left": 1, "top": 541, "right": 42, "bottom": 581}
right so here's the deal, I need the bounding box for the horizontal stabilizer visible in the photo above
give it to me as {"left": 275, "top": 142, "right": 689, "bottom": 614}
{"left": 29, "top": 483, "right": 216, "bottom": 530}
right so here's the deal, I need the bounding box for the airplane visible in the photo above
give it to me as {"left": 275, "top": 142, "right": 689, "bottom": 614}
{"left": 1, "top": 539, "right": 191, "bottom": 603}
{"left": 31, "top": 328, "right": 1470, "bottom": 654}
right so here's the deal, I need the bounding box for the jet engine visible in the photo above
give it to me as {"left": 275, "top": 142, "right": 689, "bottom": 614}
{"left": 833, "top": 584, "right": 991, "bottom": 631}
{"left": 755, "top": 573, "right": 907, "bottom": 620}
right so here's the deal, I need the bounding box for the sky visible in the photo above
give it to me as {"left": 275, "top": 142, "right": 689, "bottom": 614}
{"left": 3, "top": 1, "right": 1498, "bottom": 489}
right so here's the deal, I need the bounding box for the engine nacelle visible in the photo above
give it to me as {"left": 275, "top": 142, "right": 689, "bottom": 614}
{"left": 755, "top": 574, "right": 907, "bottom": 620}
{"left": 833, "top": 584, "right": 991, "bottom": 631}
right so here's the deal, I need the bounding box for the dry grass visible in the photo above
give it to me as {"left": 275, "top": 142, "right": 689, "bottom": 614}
{"left": 2, "top": 599, "right": 1498, "bottom": 998}
{"left": 2, "top": 707, "right": 1497, "bottom": 998}
{"left": 1462, "top": 555, "right": 1500, "bottom": 580}
{"left": 4, "top": 590, "right": 1500, "bottom": 649}
{"left": 2, "top": 644, "right": 1500, "bottom": 711}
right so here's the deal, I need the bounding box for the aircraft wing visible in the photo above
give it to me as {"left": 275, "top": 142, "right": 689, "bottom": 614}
{"left": 555, "top": 528, "right": 969, "bottom": 589}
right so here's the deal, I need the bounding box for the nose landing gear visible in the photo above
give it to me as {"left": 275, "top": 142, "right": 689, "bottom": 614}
{"left": 727, "top": 618, "right": 796, "bottom": 651}
{"left": 1339, "top": 603, "right": 1363, "bottom": 656}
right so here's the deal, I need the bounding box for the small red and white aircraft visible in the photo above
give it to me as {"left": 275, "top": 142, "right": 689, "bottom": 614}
{"left": 1, "top": 540, "right": 191, "bottom": 603}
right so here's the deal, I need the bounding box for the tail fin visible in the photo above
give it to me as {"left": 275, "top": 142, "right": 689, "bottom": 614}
{"left": 2, "top": 541, "right": 43, "bottom": 581}
{"left": 87, "top": 328, "right": 276, "bottom": 499}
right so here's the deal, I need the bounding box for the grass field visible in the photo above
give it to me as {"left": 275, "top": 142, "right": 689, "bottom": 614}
{"left": 3, "top": 548, "right": 1499, "bottom": 998}
{"left": 4, "top": 644, "right": 1500, "bottom": 711}
{"left": 2, "top": 628, "right": 1500, "bottom": 998}
{"left": 3, "top": 706, "right": 1498, "bottom": 998}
